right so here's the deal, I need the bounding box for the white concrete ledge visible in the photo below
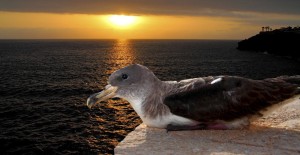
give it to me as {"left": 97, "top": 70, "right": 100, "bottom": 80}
{"left": 115, "top": 98, "right": 300, "bottom": 155}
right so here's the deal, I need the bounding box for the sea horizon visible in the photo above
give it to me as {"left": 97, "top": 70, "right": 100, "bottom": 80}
{"left": 0, "top": 38, "right": 241, "bottom": 41}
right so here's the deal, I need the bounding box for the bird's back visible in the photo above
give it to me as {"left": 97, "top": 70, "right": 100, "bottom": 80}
{"left": 164, "top": 76, "right": 299, "bottom": 122}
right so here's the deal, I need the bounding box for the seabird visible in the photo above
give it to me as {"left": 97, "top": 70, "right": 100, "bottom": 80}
{"left": 87, "top": 64, "right": 300, "bottom": 131}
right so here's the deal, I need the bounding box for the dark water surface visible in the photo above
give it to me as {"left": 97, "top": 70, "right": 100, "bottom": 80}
{"left": 0, "top": 39, "right": 299, "bottom": 154}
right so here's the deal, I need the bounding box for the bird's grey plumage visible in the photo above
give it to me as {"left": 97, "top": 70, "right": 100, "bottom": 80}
{"left": 164, "top": 76, "right": 299, "bottom": 122}
{"left": 87, "top": 64, "right": 300, "bottom": 130}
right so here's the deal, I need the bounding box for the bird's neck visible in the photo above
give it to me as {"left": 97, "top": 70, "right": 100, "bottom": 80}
{"left": 126, "top": 79, "right": 173, "bottom": 119}
{"left": 141, "top": 82, "right": 171, "bottom": 117}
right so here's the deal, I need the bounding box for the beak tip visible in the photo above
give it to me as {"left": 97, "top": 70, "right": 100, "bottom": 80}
{"left": 86, "top": 85, "right": 117, "bottom": 110}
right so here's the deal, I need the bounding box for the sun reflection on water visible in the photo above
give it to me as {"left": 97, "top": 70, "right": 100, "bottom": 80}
{"left": 105, "top": 39, "right": 136, "bottom": 75}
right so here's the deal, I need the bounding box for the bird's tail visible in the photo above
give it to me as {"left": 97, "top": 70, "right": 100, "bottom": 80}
{"left": 277, "top": 75, "right": 300, "bottom": 94}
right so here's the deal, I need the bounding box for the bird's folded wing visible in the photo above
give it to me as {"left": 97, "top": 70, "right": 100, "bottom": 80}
{"left": 163, "top": 76, "right": 297, "bottom": 122}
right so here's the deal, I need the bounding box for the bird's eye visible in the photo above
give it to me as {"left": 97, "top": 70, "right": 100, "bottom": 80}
{"left": 121, "top": 73, "right": 128, "bottom": 80}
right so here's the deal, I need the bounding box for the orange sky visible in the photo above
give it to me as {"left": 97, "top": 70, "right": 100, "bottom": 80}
{"left": 1, "top": 1, "right": 300, "bottom": 39}
{"left": 0, "top": 12, "right": 262, "bottom": 39}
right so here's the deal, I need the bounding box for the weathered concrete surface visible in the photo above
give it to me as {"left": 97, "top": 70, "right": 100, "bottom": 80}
{"left": 115, "top": 97, "right": 300, "bottom": 155}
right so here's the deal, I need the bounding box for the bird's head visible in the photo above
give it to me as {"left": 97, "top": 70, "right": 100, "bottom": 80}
{"left": 87, "top": 64, "right": 159, "bottom": 109}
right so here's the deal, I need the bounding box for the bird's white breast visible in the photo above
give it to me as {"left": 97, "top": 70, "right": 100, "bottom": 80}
{"left": 127, "top": 97, "right": 199, "bottom": 128}
{"left": 143, "top": 113, "right": 199, "bottom": 128}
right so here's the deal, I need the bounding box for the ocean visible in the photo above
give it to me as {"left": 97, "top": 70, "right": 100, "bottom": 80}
{"left": 0, "top": 39, "right": 299, "bottom": 154}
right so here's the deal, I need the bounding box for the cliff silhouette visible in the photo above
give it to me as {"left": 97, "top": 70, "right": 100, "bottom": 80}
{"left": 237, "top": 26, "right": 300, "bottom": 58}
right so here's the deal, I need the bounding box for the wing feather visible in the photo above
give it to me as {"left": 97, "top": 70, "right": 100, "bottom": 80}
{"left": 164, "top": 76, "right": 298, "bottom": 122}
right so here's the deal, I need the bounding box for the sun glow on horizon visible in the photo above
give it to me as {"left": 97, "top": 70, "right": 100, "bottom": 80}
{"left": 0, "top": 11, "right": 265, "bottom": 39}
{"left": 108, "top": 15, "right": 137, "bottom": 28}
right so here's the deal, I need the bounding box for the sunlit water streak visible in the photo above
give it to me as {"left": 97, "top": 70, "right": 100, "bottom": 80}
{"left": 0, "top": 39, "right": 299, "bottom": 154}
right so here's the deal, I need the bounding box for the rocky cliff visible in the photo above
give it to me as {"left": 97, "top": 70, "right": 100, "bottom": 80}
{"left": 237, "top": 27, "right": 300, "bottom": 58}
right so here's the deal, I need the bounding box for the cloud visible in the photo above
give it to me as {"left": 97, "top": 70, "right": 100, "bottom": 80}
{"left": 1, "top": 0, "right": 300, "bottom": 17}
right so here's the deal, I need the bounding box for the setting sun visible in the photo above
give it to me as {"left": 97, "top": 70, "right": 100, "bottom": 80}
{"left": 108, "top": 15, "right": 137, "bottom": 28}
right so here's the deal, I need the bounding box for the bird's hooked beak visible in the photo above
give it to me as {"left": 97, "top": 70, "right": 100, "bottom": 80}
{"left": 86, "top": 84, "right": 118, "bottom": 109}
